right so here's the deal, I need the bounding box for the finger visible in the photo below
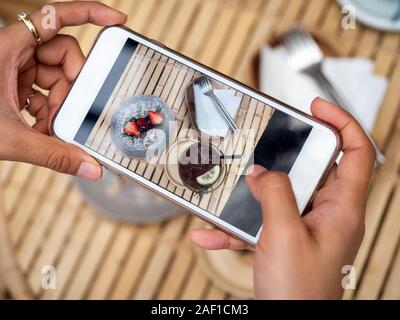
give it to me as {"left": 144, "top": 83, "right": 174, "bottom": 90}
{"left": 311, "top": 98, "right": 375, "bottom": 194}
{"left": 47, "top": 78, "right": 70, "bottom": 109}
{"left": 246, "top": 165, "right": 304, "bottom": 230}
{"left": 311, "top": 164, "right": 339, "bottom": 209}
{"left": 27, "top": 92, "right": 47, "bottom": 116}
{"left": 32, "top": 108, "right": 50, "bottom": 134}
{"left": 48, "top": 78, "right": 71, "bottom": 132}
{"left": 27, "top": 92, "right": 49, "bottom": 134}
{"left": 36, "top": 64, "right": 64, "bottom": 90}
{"left": 14, "top": 1, "right": 127, "bottom": 48}
{"left": 189, "top": 229, "right": 252, "bottom": 251}
{"left": 35, "top": 63, "right": 70, "bottom": 132}
{"left": 324, "top": 163, "right": 338, "bottom": 186}
{"left": 13, "top": 129, "right": 102, "bottom": 181}
{"left": 18, "top": 57, "right": 36, "bottom": 109}
{"left": 36, "top": 64, "right": 70, "bottom": 110}
{"left": 36, "top": 35, "right": 85, "bottom": 82}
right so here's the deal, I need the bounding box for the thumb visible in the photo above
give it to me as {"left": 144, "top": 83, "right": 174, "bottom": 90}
{"left": 245, "top": 165, "right": 303, "bottom": 230}
{"left": 18, "top": 131, "right": 102, "bottom": 180}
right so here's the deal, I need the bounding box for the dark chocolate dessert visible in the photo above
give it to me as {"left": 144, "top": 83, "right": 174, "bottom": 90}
{"left": 178, "top": 142, "right": 222, "bottom": 192}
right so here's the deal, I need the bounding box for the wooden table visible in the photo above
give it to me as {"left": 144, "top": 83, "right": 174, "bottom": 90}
{"left": 1, "top": 0, "right": 400, "bottom": 300}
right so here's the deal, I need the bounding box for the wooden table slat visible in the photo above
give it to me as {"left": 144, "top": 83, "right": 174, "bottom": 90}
{"left": 41, "top": 207, "right": 98, "bottom": 300}
{"left": 356, "top": 183, "right": 400, "bottom": 299}
{"left": 63, "top": 219, "right": 116, "bottom": 299}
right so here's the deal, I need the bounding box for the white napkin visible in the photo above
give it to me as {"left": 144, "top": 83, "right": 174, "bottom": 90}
{"left": 260, "top": 45, "right": 388, "bottom": 132}
{"left": 194, "top": 85, "right": 242, "bottom": 137}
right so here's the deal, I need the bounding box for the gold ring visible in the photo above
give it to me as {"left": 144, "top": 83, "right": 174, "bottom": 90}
{"left": 17, "top": 11, "right": 42, "bottom": 46}
{"left": 24, "top": 89, "right": 39, "bottom": 109}
{"left": 24, "top": 96, "right": 32, "bottom": 109}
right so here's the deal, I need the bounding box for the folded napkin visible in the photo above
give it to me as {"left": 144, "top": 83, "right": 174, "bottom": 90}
{"left": 260, "top": 45, "right": 388, "bottom": 132}
{"left": 194, "top": 85, "right": 241, "bottom": 137}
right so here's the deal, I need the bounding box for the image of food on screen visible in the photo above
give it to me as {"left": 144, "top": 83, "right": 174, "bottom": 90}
{"left": 110, "top": 95, "right": 176, "bottom": 159}
{"left": 186, "top": 76, "right": 241, "bottom": 140}
{"left": 178, "top": 141, "right": 227, "bottom": 198}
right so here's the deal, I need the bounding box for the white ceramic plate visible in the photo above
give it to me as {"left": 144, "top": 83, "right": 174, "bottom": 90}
{"left": 337, "top": 0, "right": 400, "bottom": 31}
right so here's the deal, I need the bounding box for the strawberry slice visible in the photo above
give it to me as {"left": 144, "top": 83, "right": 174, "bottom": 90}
{"left": 148, "top": 111, "right": 164, "bottom": 126}
{"left": 124, "top": 120, "right": 141, "bottom": 137}
{"left": 136, "top": 118, "right": 151, "bottom": 132}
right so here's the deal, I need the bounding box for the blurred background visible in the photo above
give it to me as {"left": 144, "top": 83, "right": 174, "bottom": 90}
{"left": 0, "top": 0, "right": 400, "bottom": 300}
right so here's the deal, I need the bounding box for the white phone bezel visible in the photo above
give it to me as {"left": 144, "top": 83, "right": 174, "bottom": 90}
{"left": 53, "top": 26, "right": 340, "bottom": 246}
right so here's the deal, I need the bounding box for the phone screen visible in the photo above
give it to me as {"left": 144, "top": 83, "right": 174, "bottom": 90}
{"left": 74, "top": 38, "right": 312, "bottom": 237}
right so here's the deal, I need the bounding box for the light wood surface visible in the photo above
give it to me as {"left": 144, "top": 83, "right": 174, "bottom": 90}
{"left": 0, "top": 0, "right": 400, "bottom": 300}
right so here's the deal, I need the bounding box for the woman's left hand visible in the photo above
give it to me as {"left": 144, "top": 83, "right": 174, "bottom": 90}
{"left": 0, "top": 1, "right": 127, "bottom": 180}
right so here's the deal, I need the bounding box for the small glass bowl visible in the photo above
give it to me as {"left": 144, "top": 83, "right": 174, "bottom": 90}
{"left": 164, "top": 139, "right": 227, "bottom": 194}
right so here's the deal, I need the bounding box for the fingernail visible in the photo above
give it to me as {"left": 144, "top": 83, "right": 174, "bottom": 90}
{"left": 77, "top": 162, "right": 102, "bottom": 181}
{"left": 246, "top": 165, "right": 266, "bottom": 177}
{"left": 315, "top": 96, "right": 329, "bottom": 103}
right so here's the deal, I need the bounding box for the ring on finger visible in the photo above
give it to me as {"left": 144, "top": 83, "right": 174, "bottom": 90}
{"left": 24, "top": 89, "right": 40, "bottom": 109}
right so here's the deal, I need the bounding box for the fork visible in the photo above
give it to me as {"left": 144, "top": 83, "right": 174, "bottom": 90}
{"left": 281, "top": 28, "right": 385, "bottom": 164}
{"left": 195, "top": 76, "right": 239, "bottom": 133}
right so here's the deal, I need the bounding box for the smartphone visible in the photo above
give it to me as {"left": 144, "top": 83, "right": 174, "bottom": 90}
{"left": 53, "top": 26, "right": 341, "bottom": 246}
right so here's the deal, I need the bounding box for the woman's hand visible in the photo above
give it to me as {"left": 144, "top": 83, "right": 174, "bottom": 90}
{"left": 0, "top": 1, "right": 127, "bottom": 179}
{"left": 190, "top": 98, "right": 376, "bottom": 299}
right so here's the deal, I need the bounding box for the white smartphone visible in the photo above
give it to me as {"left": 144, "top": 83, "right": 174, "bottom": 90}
{"left": 53, "top": 26, "right": 341, "bottom": 246}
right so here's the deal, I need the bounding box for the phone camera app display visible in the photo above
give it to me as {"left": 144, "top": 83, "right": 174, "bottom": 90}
{"left": 75, "top": 38, "right": 312, "bottom": 236}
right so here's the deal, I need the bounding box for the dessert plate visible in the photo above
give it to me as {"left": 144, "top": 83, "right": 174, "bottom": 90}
{"left": 111, "top": 95, "right": 176, "bottom": 159}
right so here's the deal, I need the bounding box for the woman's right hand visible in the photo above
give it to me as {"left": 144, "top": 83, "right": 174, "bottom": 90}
{"left": 190, "top": 98, "right": 376, "bottom": 299}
